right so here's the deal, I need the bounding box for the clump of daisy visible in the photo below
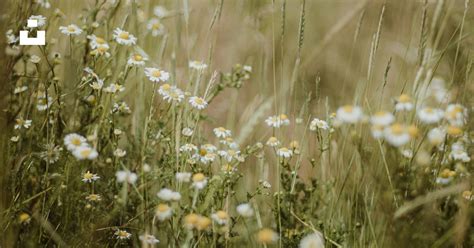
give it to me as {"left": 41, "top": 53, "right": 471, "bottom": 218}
{"left": 113, "top": 28, "right": 137, "bottom": 46}
{"left": 189, "top": 96, "right": 208, "bottom": 110}
{"left": 145, "top": 67, "right": 170, "bottom": 83}
{"left": 59, "top": 24, "right": 83, "bottom": 35}
{"left": 336, "top": 105, "right": 363, "bottom": 123}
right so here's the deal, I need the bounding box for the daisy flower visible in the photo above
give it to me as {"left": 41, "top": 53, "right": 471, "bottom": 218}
{"left": 85, "top": 194, "right": 102, "bottom": 202}
{"left": 417, "top": 107, "right": 444, "bottom": 124}
{"left": 236, "top": 203, "right": 254, "bottom": 217}
{"left": 427, "top": 127, "right": 445, "bottom": 145}
{"left": 144, "top": 67, "right": 170, "bottom": 83}
{"left": 266, "top": 136, "right": 280, "bottom": 147}
{"left": 192, "top": 173, "right": 208, "bottom": 190}
{"left": 113, "top": 148, "right": 127, "bottom": 158}
{"left": 446, "top": 125, "right": 462, "bottom": 137}
{"left": 179, "top": 143, "right": 198, "bottom": 153}
{"left": 276, "top": 147, "right": 293, "bottom": 158}
{"left": 36, "top": 94, "right": 52, "bottom": 111}
{"left": 114, "top": 229, "right": 132, "bottom": 240}
{"left": 211, "top": 210, "right": 229, "bottom": 225}
{"left": 127, "top": 54, "right": 147, "bottom": 67}
{"left": 104, "top": 83, "right": 125, "bottom": 94}
{"left": 181, "top": 127, "right": 193, "bottom": 137}
{"left": 72, "top": 145, "right": 99, "bottom": 160}
{"left": 64, "top": 133, "right": 87, "bottom": 151}
{"left": 189, "top": 60, "right": 208, "bottom": 71}
{"left": 86, "top": 35, "right": 108, "bottom": 49}
{"left": 213, "top": 127, "right": 232, "bottom": 138}
{"left": 436, "top": 169, "right": 455, "bottom": 184}
{"left": 113, "top": 28, "right": 137, "bottom": 46}
{"left": 189, "top": 96, "right": 208, "bottom": 110}
{"left": 309, "top": 118, "right": 329, "bottom": 131}
{"left": 28, "top": 15, "right": 47, "bottom": 27}
{"left": 161, "top": 85, "right": 184, "bottom": 103}
{"left": 139, "top": 234, "right": 160, "bottom": 245}
{"left": 91, "top": 44, "right": 110, "bottom": 57}
{"left": 383, "top": 123, "right": 411, "bottom": 147}
{"left": 445, "top": 104, "right": 467, "bottom": 127}
{"left": 59, "top": 24, "right": 82, "bottom": 36}
{"left": 299, "top": 232, "right": 325, "bottom": 248}
{"left": 153, "top": 5, "right": 169, "bottom": 18}
{"left": 265, "top": 114, "right": 290, "bottom": 128}
{"left": 115, "top": 170, "right": 138, "bottom": 184}
{"left": 176, "top": 172, "right": 192, "bottom": 182}
{"left": 157, "top": 188, "right": 182, "bottom": 201}
{"left": 82, "top": 171, "right": 100, "bottom": 183}
{"left": 371, "top": 125, "right": 384, "bottom": 139}
{"left": 336, "top": 105, "right": 363, "bottom": 123}
{"left": 14, "top": 117, "right": 32, "bottom": 129}
{"left": 395, "top": 94, "right": 413, "bottom": 111}
{"left": 257, "top": 228, "right": 279, "bottom": 244}
{"left": 146, "top": 18, "right": 165, "bottom": 36}
{"left": 155, "top": 203, "right": 173, "bottom": 221}
{"left": 370, "top": 111, "right": 395, "bottom": 126}
{"left": 14, "top": 86, "right": 28, "bottom": 94}
{"left": 462, "top": 191, "right": 473, "bottom": 201}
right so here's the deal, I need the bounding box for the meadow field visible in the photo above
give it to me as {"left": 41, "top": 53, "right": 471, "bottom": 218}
{"left": 0, "top": 0, "right": 472, "bottom": 247}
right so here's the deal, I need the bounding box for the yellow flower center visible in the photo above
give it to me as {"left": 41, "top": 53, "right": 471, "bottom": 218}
{"left": 156, "top": 203, "right": 169, "bottom": 212}
{"left": 398, "top": 94, "right": 410, "bottom": 103}
{"left": 96, "top": 37, "right": 105, "bottom": 44}
{"left": 216, "top": 211, "right": 228, "bottom": 219}
{"left": 134, "top": 54, "right": 143, "bottom": 61}
{"left": 152, "top": 70, "right": 161, "bottom": 77}
{"left": 67, "top": 25, "right": 76, "bottom": 32}
{"left": 193, "top": 173, "right": 205, "bottom": 182}
{"left": 343, "top": 105, "right": 353, "bottom": 113}
{"left": 80, "top": 149, "right": 91, "bottom": 157}
{"left": 390, "top": 124, "right": 404, "bottom": 135}
{"left": 119, "top": 32, "right": 129, "bottom": 39}
{"left": 194, "top": 98, "right": 204, "bottom": 105}
{"left": 447, "top": 126, "right": 462, "bottom": 136}
{"left": 71, "top": 138, "right": 82, "bottom": 146}
{"left": 258, "top": 229, "right": 276, "bottom": 244}
{"left": 83, "top": 171, "right": 93, "bottom": 180}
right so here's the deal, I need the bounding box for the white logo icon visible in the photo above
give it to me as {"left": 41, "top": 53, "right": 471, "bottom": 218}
{"left": 19, "top": 19, "right": 46, "bottom": 46}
